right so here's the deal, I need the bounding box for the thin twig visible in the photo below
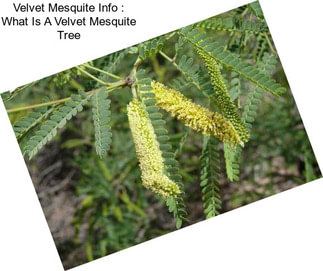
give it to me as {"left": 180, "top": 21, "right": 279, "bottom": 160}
{"left": 76, "top": 67, "right": 110, "bottom": 86}
{"left": 7, "top": 80, "right": 126, "bottom": 114}
{"left": 82, "top": 63, "right": 122, "bottom": 80}
{"left": 264, "top": 33, "right": 277, "bottom": 55}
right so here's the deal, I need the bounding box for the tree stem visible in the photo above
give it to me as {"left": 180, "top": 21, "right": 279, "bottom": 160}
{"left": 6, "top": 80, "right": 126, "bottom": 114}
{"left": 76, "top": 67, "right": 110, "bottom": 86}
{"left": 82, "top": 63, "right": 122, "bottom": 80}
{"left": 159, "top": 51, "right": 174, "bottom": 63}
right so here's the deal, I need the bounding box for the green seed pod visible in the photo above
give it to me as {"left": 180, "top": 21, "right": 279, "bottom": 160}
{"left": 196, "top": 48, "right": 249, "bottom": 143}
{"left": 151, "top": 81, "right": 242, "bottom": 146}
{"left": 127, "top": 99, "right": 180, "bottom": 198}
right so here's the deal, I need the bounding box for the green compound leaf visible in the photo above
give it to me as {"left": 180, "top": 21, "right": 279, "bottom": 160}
{"left": 200, "top": 135, "right": 222, "bottom": 218}
{"left": 196, "top": 17, "right": 268, "bottom": 34}
{"left": 243, "top": 53, "right": 278, "bottom": 132}
{"left": 248, "top": 1, "right": 264, "bottom": 20}
{"left": 224, "top": 53, "right": 279, "bottom": 181}
{"left": 179, "top": 26, "right": 286, "bottom": 97}
{"left": 229, "top": 72, "right": 241, "bottom": 102}
{"left": 13, "top": 104, "right": 54, "bottom": 141}
{"left": 258, "top": 52, "right": 278, "bottom": 75}
{"left": 174, "top": 36, "right": 185, "bottom": 55}
{"left": 24, "top": 91, "right": 90, "bottom": 159}
{"left": 256, "top": 33, "right": 267, "bottom": 62}
{"left": 170, "top": 55, "right": 213, "bottom": 101}
{"left": 176, "top": 55, "right": 201, "bottom": 89}
{"left": 138, "top": 36, "right": 165, "bottom": 60}
{"left": 91, "top": 88, "right": 112, "bottom": 158}
{"left": 242, "top": 88, "right": 262, "bottom": 133}
{"left": 105, "top": 49, "right": 128, "bottom": 73}
{"left": 1, "top": 82, "right": 37, "bottom": 103}
{"left": 224, "top": 143, "right": 242, "bottom": 182}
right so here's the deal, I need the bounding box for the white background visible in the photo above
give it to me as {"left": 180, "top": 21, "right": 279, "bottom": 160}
{"left": 0, "top": 0, "right": 323, "bottom": 270}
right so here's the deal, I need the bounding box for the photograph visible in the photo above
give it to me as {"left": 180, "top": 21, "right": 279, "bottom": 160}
{"left": 1, "top": 1, "right": 320, "bottom": 269}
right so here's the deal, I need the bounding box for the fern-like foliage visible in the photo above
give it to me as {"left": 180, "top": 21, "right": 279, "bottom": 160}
{"left": 138, "top": 37, "right": 165, "bottom": 60}
{"left": 248, "top": 1, "right": 264, "bottom": 20}
{"left": 258, "top": 52, "right": 278, "bottom": 75}
{"left": 200, "top": 135, "right": 222, "bottom": 218}
{"left": 1, "top": 82, "right": 37, "bottom": 102}
{"left": 243, "top": 52, "right": 277, "bottom": 131}
{"left": 169, "top": 76, "right": 191, "bottom": 92}
{"left": 136, "top": 70, "right": 187, "bottom": 228}
{"left": 242, "top": 88, "right": 262, "bottom": 133}
{"left": 171, "top": 55, "right": 214, "bottom": 103}
{"left": 196, "top": 17, "right": 268, "bottom": 34}
{"left": 224, "top": 52, "right": 279, "bottom": 181}
{"left": 174, "top": 36, "right": 185, "bottom": 55}
{"left": 106, "top": 50, "right": 127, "bottom": 73}
{"left": 198, "top": 72, "right": 217, "bottom": 96}
{"left": 222, "top": 74, "right": 244, "bottom": 182}
{"left": 53, "top": 68, "right": 81, "bottom": 87}
{"left": 24, "top": 91, "right": 90, "bottom": 159}
{"left": 179, "top": 26, "right": 286, "bottom": 97}
{"left": 223, "top": 143, "right": 242, "bottom": 182}
{"left": 172, "top": 55, "right": 219, "bottom": 106}
{"left": 1, "top": 91, "right": 12, "bottom": 102}
{"left": 176, "top": 55, "right": 201, "bottom": 89}
{"left": 256, "top": 33, "right": 267, "bottom": 62}
{"left": 231, "top": 4, "right": 248, "bottom": 17}
{"left": 91, "top": 88, "right": 112, "bottom": 158}
{"left": 167, "top": 51, "right": 234, "bottom": 120}
{"left": 229, "top": 72, "right": 241, "bottom": 103}
{"left": 13, "top": 104, "right": 53, "bottom": 141}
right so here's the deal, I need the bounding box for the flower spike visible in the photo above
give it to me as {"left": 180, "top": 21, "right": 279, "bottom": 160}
{"left": 151, "top": 81, "right": 242, "bottom": 146}
{"left": 127, "top": 98, "right": 180, "bottom": 198}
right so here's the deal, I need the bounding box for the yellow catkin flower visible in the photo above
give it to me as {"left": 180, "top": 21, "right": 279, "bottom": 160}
{"left": 151, "top": 81, "right": 242, "bottom": 146}
{"left": 196, "top": 48, "right": 250, "bottom": 143}
{"left": 127, "top": 99, "right": 180, "bottom": 198}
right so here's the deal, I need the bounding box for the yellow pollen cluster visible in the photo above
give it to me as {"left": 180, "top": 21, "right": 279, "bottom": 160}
{"left": 127, "top": 99, "right": 180, "bottom": 198}
{"left": 151, "top": 81, "right": 242, "bottom": 146}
